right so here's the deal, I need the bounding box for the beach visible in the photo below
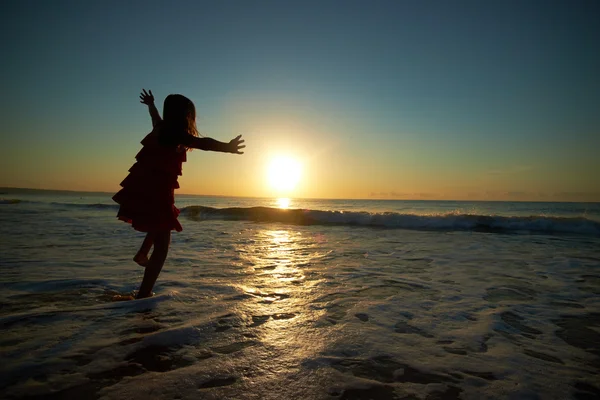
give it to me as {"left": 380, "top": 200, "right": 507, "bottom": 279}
{"left": 1, "top": 188, "right": 599, "bottom": 399}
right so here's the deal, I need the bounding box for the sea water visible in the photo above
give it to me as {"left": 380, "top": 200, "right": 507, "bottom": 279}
{"left": 1, "top": 188, "right": 599, "bottom": 400}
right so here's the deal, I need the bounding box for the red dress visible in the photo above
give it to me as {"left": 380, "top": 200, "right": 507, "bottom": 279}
{"left": 113, "top": 126, "right": 187, "bottom": 232}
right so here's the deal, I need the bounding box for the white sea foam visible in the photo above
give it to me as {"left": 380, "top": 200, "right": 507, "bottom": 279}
{"left": 182, "top": 205, "right": 600, "bottom": 236}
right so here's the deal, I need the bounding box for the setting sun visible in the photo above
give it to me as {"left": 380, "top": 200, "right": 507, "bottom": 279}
{"left": 267, "top": 156, "right": 302, "bottom": 192}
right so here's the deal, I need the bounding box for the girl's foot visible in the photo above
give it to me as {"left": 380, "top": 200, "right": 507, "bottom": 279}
{"left": 133, "top": 253, "right": 149, "bottom": 267}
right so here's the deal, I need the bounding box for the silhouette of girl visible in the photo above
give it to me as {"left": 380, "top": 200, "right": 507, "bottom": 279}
{"left": 113, "top": 89, "right": 245, "bottom": 299}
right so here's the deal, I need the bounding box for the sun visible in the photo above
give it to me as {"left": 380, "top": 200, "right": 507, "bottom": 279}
{"left": 267, "top": 156, "right": 302, "bottom": 192}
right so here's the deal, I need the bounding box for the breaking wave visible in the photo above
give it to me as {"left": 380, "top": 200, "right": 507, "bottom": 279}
{"left": 49, "top": 202, "right": 119, "bottom": 210}
{"left": 0, "top": 199, "right": 117, "bottom": 210}
{"left": 0, "top": 199, "right": 23, "bottom": 204}
{"left": 181, "top": 206, "right": 600, "bottom": 236}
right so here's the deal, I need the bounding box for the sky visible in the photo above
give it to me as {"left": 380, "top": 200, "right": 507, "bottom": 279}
{"left": 1, "top": 0, "right": 599, "bottom": 201}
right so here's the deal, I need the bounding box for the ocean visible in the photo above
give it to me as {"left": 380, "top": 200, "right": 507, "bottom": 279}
{"left": 1, "top": 188, "right": 599, "bottom": 400}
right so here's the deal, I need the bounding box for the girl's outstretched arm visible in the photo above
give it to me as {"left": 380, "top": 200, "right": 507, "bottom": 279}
{"left": 139, "top": 89, "right": 162, "bottom": 127}
{"left": 183, "top": 134, "right": 245, "bottom": 154}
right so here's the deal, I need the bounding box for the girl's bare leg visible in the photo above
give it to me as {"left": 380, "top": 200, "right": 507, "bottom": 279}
{"left": 136, "top": 230, "right": 170, "bottom": 299}
{"left": 133, "top": 233, "right": 154, "bottom": 266}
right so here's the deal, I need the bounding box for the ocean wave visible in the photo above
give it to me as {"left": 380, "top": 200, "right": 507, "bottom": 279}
{"left": 0, "top": 199, "right": 118, "bottom": 210}
{"left": 0, "top": 198, "right": 23, "bottom": 204}
{"left": 181, "top": 206, "right": 600, "bottom": 236}
{"left": 49, "top": 202, "right": 119, "bottom": 210}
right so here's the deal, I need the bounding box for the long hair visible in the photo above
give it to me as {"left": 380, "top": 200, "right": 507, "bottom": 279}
{"left": 162, "top": 94, "right": 200, "bottom": 150}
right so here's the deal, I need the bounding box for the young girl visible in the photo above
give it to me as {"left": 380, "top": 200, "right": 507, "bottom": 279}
{"left": 113, "top": 89, "right": 245, "bottom": 299}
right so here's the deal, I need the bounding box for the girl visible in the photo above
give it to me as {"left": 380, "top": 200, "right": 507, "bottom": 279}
{"left": 113, "top": 89, "right": 245, "bottom": 299}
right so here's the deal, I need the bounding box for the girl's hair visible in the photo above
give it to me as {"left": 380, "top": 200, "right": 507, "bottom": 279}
{"left": 162, "top": 94, "right": 201, "bottom": 149}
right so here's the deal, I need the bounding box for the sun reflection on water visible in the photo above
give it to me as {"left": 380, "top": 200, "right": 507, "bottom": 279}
{"left": 276, "top": 197, "right": 291, "bottom": 209}
{"left": 233, "top": 227, "right": 330, "bottom": 354}
{"left": 241, "top": 229, "right": 308, "bottom": 279}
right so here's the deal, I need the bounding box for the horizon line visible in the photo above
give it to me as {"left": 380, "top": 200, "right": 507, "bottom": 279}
{"left": 2, "top": 186, "right": 599, "bottom": 204}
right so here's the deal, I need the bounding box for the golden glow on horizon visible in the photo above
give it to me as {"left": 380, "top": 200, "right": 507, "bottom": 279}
{"left": 277, "top": 197, "right": 291, "bottom": 209}
{"left": 267, "top": 156, "right": 302, "bottom": 193}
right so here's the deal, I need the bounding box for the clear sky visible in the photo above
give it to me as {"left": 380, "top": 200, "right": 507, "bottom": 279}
{"left": 1, "top": 0, "right": 599, "bottom": 201}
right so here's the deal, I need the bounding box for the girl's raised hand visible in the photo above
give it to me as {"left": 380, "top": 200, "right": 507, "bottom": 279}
{"left": 139, "top": 89, "right": 154, "bottom": 105}
{"left": 229, "top": 135, "right": 246, "bottom": 154}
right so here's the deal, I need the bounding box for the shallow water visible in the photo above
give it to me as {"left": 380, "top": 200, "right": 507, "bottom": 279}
{"left": 1, "top": 189, "right": 599, "bottom": 399}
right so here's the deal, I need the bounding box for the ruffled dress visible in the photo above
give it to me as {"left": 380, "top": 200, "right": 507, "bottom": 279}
{"left": 113, "top": 126, "right": 187, "bottom": 232}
